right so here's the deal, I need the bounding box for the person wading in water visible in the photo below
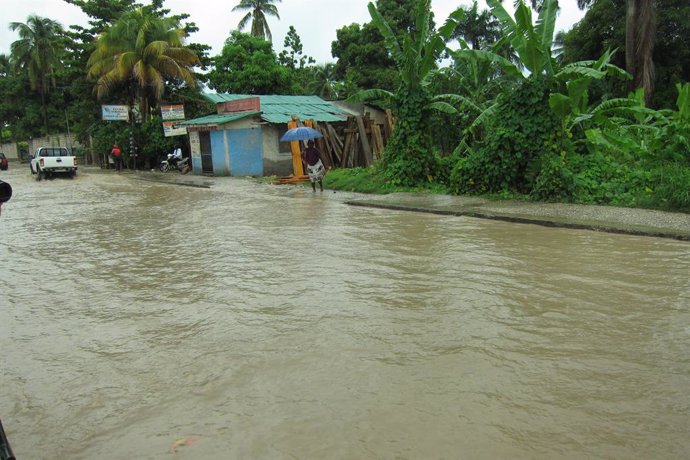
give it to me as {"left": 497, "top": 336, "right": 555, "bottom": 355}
{"left": 301, "top": 139, "right": 325, "bottom": 192}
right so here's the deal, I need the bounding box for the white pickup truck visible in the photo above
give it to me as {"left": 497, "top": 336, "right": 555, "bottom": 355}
{"left": 30, "top": 146, "right": 78, "bottom": 180}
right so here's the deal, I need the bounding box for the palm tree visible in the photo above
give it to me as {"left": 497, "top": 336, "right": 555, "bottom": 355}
{"left": 233, "top": 0, "right": 281, "bottom": 42}
{"left": 452, "top": 1, "right": 501, "bottom": 50}
{"left": 87, "top": 8, "right": 199, "bottom": 120}
{"left": 9, "top": 15, "right": 64, "bottom": 135}
{"left": 308, "top": 63, "right": 340, "bottom": 99}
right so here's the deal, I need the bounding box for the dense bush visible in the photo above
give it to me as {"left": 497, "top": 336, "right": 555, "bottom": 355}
{"left": 90, "top": 116, "right": 177, "bottom": 169}
{"left": 449, "top": 78, "right": 572, "bottom": 196}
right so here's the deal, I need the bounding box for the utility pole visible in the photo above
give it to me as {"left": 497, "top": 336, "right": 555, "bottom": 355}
{"left": 129, "top": 106, "right": 139, "bottom": 171}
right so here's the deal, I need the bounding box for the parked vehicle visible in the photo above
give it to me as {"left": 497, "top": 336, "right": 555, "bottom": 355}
{"left": 159, "top": 153, "right": 190, "bottom": 173}
{"left": 0, "top": 153, "right": 8, "bottom": 171}
{"left": 29, "top": 147, "right": 77, "bottom": 180}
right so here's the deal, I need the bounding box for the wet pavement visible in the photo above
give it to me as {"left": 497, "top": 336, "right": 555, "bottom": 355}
{"left": 117, "top": 167, "right": 690, "bottom": 241}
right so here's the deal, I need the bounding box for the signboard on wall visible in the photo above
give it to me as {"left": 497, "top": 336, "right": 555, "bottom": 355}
{"left": 161, "top": 104, "right": 187, "bottom": 137}
{"left": 161, "top": 104, "right": 185, "bottom": 121}
{"left": 189, "top": 132, "right": 201, "bottom": 159}
{"left": 163, "top": 121, "right": 187, "bottom": 137}
{"left": 102, "top": 105, "right": 129, "bottom": 121}
{"left": 218, "top": 97, "right": 260, "bottom": 114}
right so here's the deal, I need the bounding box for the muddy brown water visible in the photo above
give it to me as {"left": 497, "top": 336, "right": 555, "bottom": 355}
{"left": 1, "top": 168, "right": 689, "bottom": 459}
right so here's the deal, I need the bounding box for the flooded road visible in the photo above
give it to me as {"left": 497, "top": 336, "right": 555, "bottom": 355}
{"left": 1, "top": 167, "right": 689, "bottom": 459}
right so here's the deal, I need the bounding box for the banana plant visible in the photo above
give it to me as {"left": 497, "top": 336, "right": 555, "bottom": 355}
{"left": 581, "top": 88, "right": 689, "bottom": 161}
{"left": 362, "top": 0, "right": 464, "bottom": 111}
{"left": 354, "top": 0, "right": 466, "bottom": 184}
{"left": 485, "top": 0, "right": 558, "bottom": 77}
{"left": 676, "top": 82, "right": 690, "bottom": 124}
{"left": 548, "top": 49, "right": 633, "bottom": 133}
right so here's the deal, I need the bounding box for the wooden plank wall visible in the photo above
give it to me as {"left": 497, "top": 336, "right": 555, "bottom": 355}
{"left": 309, "top": 112, "right": 393, "bottom": 170}
{"left": 277, "top": 113, "right": 394, "bottom": 182}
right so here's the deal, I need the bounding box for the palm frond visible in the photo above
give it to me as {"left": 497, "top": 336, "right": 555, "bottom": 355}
{"left": 263, "top": 4, "right": 280, "bottom": 18}
{"left": 237, "top": 12, "right": 252, "bottom": 31}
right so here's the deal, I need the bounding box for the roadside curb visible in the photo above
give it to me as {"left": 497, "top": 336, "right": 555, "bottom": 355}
{"left": 346, "top": 200, "right": 690, "bottom": 241}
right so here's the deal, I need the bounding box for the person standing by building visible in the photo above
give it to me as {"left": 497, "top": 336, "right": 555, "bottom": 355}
{"left": 301, "top": 139, "right": 325, "bottom": 192}
{"left": 111, "top": 143, "right": 122, "bottom": 172}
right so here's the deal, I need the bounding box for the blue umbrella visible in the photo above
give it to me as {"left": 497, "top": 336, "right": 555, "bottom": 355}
{"left": 280, "top": 126, "right": 323, "bottom": 142}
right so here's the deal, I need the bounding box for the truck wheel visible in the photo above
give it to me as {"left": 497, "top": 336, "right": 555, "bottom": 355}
{"left": 36, "top": 168, "right": 44, "bottom": 181}
{"left": 69, "top": 170, "right": 76, "bottom": 179}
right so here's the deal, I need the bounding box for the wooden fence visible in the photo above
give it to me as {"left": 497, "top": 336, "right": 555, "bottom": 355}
{"left": 305, "top": 110, "right": 395, "bottom": 170}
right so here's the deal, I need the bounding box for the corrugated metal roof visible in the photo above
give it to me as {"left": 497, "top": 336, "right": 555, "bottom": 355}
{"left": 177, "top": 111, "right": 259, "bottom": 126}
{"left": 203, "top": 93, "right": 348, "bottom": 123}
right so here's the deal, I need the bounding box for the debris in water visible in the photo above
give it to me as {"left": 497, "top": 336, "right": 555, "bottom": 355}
{"left": 169, "top": 436, "right": 201, "bottom": 453}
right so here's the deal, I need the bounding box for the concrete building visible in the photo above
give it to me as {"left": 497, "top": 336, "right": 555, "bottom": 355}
{"left": 180, "top": 94, "right": 349, "bottom": 176}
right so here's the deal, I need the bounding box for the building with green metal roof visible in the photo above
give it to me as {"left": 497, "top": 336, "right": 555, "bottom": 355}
{"left": 202, "top": 94, "right": 349, "bottom": 124}
{"left": 178, "top": 94, "right": 348, "bottom": 176}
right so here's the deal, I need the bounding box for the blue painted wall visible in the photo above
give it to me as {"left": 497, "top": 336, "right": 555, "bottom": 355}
{"left": 201, "top": 127, "right": 264, "bottom": 176}
{"left": 191, "top": 157, "right": 202, "bottom": 172}
{"left": 210, "top": 130, "right": 228, "bottom": 175}
{"left": 228, "top": 128, "right": 263, "bottom": 176}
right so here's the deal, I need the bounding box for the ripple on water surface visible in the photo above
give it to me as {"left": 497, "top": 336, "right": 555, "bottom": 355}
{"left": 1, "top": 171, "right": 689, "bottom": 459}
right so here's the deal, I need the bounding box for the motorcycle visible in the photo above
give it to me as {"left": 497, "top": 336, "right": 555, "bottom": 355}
{"left": 159, "top": 154, "right": 190, "bottom": 173}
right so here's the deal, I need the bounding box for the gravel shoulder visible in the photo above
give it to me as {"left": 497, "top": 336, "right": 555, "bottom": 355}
{"left": 345, "top": 193, "right": 690, "bottom": 241}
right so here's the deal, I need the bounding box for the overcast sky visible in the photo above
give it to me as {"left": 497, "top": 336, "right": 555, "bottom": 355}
{"left": 0, "top": 0, "right": 585, "bottom": 65}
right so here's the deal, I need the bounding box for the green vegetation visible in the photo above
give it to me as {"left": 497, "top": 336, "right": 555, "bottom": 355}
{"left": 87, "top": 6, "right": 199, "bottom": 120}
{"left": 0, "top": 0, "right": 688, "bottom": 212}
{"left": 324, "top": 167, "right": 449, "bottom": 195}
{"left": 9, "top": 15, "right": 65, "bottom": 135}
{"left": 207, "top": 31, "right": 293, "bottom": 94}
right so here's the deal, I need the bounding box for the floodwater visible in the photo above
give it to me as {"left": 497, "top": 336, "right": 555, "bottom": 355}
{"left": 1, "top": 167, "right": 689, "bottom": 460}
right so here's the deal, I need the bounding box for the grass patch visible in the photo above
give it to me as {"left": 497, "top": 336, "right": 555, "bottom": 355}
{"left": 324, "top": 167, "right": 450, "bottom": 195}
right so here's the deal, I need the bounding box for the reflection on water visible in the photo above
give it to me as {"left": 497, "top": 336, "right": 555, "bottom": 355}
{"left": 1, "top": 169, "right": 689, "bottom": 459}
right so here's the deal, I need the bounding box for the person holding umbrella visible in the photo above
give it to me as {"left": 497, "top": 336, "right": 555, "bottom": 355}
{"left": 301, "top": 139, "right": 325, "bottom": 192}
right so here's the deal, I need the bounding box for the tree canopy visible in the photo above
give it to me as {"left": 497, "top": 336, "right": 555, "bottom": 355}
{"left": 562, "top": 0, "right": 690, "bottom": 108}
{"left": 9, "top": 15, "right": 65, "bottom": 135}
{"left": 86, "top": 6, "right": 199, "bottom": 119}
{"left": 207, "top": 31, "right": 293, "bottom": 95}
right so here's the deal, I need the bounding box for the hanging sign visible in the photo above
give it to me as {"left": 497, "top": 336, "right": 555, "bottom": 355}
{"left": 163, "top": 121, "right": 188, "bottom": 137}
{"left": 161, "top": 104, "right": 187, "bottom": 136}
{"left": 102, "top": 105, "right": 130, "bottom": 121}
{"left": 161, "top": 104, "right": 185, "bottom": 121}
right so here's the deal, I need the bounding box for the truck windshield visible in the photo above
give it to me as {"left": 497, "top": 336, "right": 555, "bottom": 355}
{"left": 39, "top": 148, "right": 69, "bottom": 157}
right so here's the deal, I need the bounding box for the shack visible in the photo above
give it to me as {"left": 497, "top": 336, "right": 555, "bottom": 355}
{"left": 179, "top": 94, "right": 349, "bottom": 177}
